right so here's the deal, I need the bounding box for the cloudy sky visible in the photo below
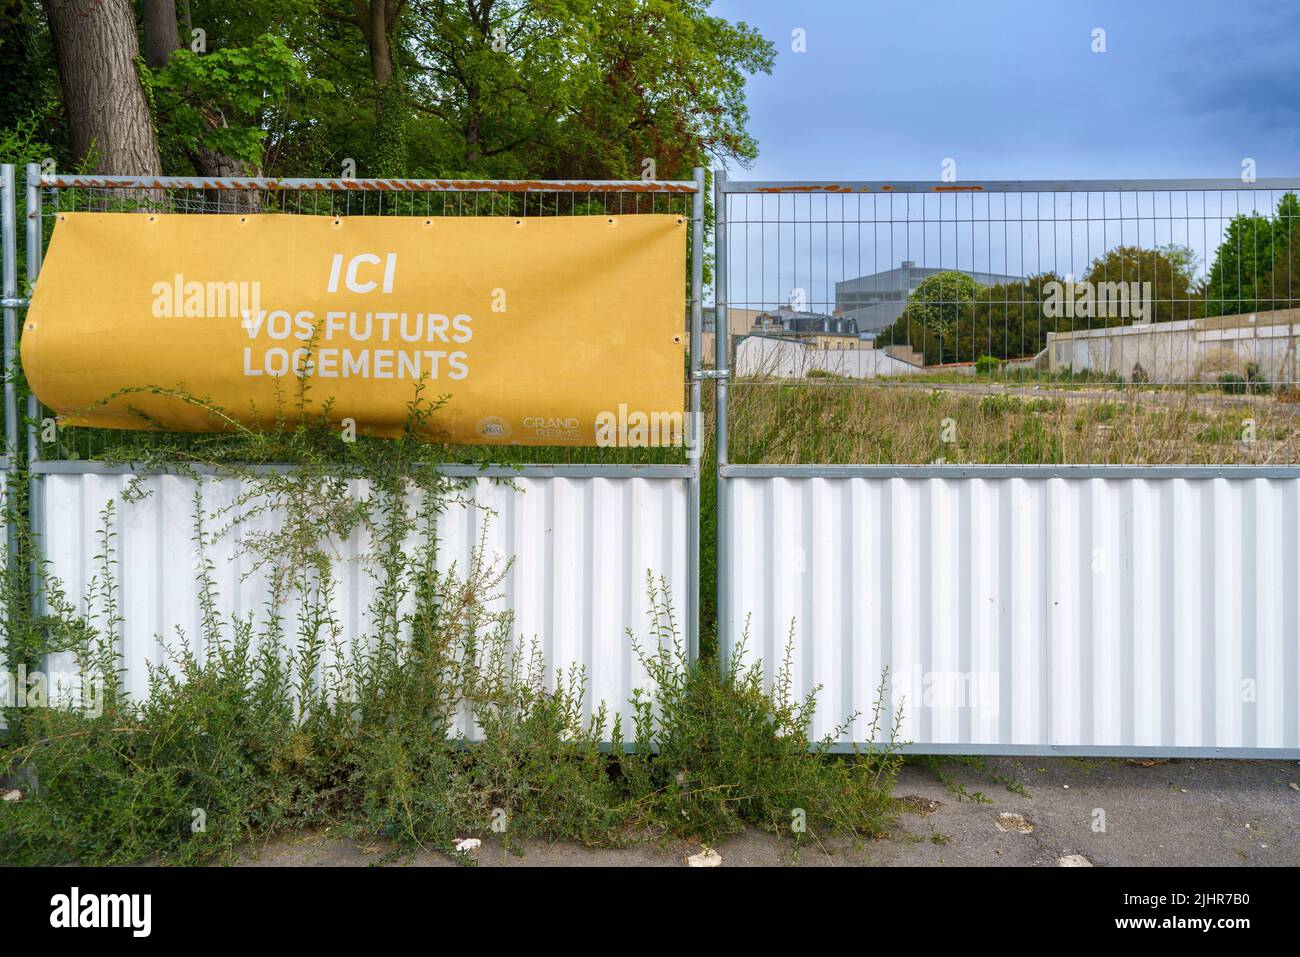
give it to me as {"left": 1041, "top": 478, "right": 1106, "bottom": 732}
{"left": 710, "top": 0, "right": 1300, "bottom": 182}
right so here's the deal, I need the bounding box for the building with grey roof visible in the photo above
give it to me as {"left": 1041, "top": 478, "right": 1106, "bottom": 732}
{"left": 752, "top": 306, "right": 860, "bottom": 339}
{"left": 836, "top": 261, "right": 1024, "bottom": 334}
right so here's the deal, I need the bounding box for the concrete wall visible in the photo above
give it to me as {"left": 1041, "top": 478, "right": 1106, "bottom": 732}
{"left": 734, "top": 335, "right": 922, "bottom": 379}
{"left": 1047, "top": 310, "right": 1300, "bottom": 384}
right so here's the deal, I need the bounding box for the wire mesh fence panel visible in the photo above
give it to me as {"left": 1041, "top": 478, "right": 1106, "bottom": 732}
{"left": 33, "top": 176, "right": 700, "bottom": 467}
{"left": 1, "top": 165, "right": 17, "bottom": 469}
{"left": 718, "top": 181, "right": 1300, "bottom": 466}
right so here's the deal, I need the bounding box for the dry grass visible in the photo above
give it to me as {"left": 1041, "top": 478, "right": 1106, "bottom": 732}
{"left": 725, "top": 378, "right": 1300, "bottom": 465}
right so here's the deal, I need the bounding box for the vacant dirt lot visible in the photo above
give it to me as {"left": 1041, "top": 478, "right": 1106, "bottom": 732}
{"left": 233, "top": 756, "right": 1300, "bottom": 867}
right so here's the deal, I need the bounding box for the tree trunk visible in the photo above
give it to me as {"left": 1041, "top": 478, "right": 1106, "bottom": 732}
{"left": 189, "top": 142, "right": 261, "bottom": 212}
{"left": 141, "top": 0, "right": 181, "bottom": 69}
{"left": 348, "top": 0, "right": 406, "bottom": 178}
{"left": 463, "top": 2, "right": 491, "bottom": 169}
{"left": 465, "top": 105, "right": 481, "bottom": 167}
{"left": 41, "top": 0, "right": 162, "bottom": 176}
{"left": 365, "top": 1, "right": 394, "bottom": 86}
{"left": 141, "top": 0, "right": 259, "bottom": 210}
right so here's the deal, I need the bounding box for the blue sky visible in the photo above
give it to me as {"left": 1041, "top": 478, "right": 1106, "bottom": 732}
{"left": 710, "top": 0, "right": 1300, "bottom": 182}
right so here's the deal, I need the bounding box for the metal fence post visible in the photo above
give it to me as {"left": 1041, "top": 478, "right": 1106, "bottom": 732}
{"left": 713, "top": 168, "right": 731, "bottom": 671}
{"left": 2, "top": 165, "right": 17, "bottom": 598}
{"left": 25, "top": 164, "right": 40, "bottom": 466}
{"left": 686, "top": 167, "right": 705, "bottom": 661}
{"left": 24, "top": 164, "right": 43, "bottom": 644}
{"left": 2, "top": 165, "right": 16, "bottom": 461}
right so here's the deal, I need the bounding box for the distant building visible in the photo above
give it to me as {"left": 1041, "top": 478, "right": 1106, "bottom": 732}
{"left": 702, "top": 307, "right": 765, "bottom": 361}
{"left": 836, "top": 261, "right": 1024, "bottom": 334}
{"left": 704, "top": 306, "right": 764, "bottom": 338}
{"left": 751, "top": 306, "right": 862, "bottom": 349}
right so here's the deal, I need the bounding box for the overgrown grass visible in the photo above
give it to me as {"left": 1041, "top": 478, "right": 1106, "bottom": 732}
{"left": 0, "top": 528, "right": 901, "bottom": 864}
{"left": 0, "top": 387, "right": 900, "bottom": 865}
{"left": 726, "top": 378, "right": 1300, "bottom": 465}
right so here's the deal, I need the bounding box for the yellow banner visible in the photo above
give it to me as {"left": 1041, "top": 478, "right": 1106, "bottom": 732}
{"left": 23, "top": 211, "right": 686, "bottom": 446}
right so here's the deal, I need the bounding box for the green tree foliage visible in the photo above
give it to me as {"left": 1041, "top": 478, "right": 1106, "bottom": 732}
{"left": 878, "top": 271, "right": 1067, "bottom": 366}
{"left": 0, "top": 0, "right": 59, "bottom": 138}
{"left": 143, "top": 33, "right": 326, "bottom": 169}
{"left": 5, "top": 0, "right": 774, "bottom": 181}
{"left": 1204, "top": 193, "right": 1300, "bottom": 316}
{"left": 878, "top": 271, "right": 981, "bottom": 365}
{"left": 551, "top": 0, "right": 774, "bottom": 177}
{"left": 1235, "top": 192, "right": 1300, "bottom": 313}
{"left": 879, "top": 244, "right": 1203, "bottom": 366}
{"left": 1083, "top": 243, "right": 1199, "bottom": 323}
{"left": 958, "top": 273, "right": 1069, "bottom": 362}
{"left": 402, "top": 0, "right": 773, "bottom": 179}
{"left": 1205, "top": 211, "right": 1273, "bottom": 316}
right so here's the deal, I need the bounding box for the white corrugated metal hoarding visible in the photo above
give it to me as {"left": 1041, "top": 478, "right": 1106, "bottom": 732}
{"left": 39, "top": 471, "right": 688, "bottom": 736}
{"left": 722, "top": 472, "right": 1300, "bottom": 756}
{"left": 0, "top": 474, "right": 7, "bottom": 671}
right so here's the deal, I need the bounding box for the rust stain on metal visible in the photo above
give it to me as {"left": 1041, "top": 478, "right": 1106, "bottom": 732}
{"left": 45, "top": 176, "right": 695, "bottom": 194}
{"left": 419, "top": 179, "right": 694, "bottom": 193}
{"left": 755, "top": 184, "right": 861, "bottom": 194}
{"left": 749, "top": 183, "right": 985, "bottom": 194}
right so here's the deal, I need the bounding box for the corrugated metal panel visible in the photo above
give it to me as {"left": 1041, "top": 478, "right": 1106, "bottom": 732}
{"left": 723, "top": 475, "right": 1300, "bottom": 755}
{"left": 40, "top": 473, "right": 687, "bottom": 737}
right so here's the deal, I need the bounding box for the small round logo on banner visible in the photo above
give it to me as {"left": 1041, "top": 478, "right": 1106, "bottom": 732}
{"left": 476, "top": 416, "right": 512, "bottom": 440}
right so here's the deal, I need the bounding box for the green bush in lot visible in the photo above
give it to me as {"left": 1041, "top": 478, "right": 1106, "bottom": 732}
{"left": 1246, "top": 362, "right": 1273, "bottom": 395}
{"left": 1219, "top": 372, "right": 1248, "bottom": 395}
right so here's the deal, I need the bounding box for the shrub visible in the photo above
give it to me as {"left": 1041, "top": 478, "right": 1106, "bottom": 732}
{"left": 0, "top": 550, "right": 902, "bottom": 862}
{"left": 621, "top": 597, "right": 902, "bottom": 845}
{"left": 1219, "top": 372, "right": 1247, "bottom": 395}
{"left": 1246, "top": 362, "right": 1272, "bottom": 394}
